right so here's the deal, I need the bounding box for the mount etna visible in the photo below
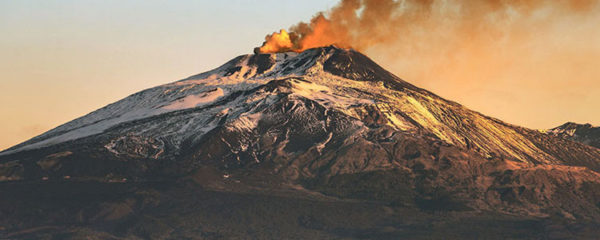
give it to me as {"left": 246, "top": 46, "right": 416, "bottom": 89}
{"left": 1, "top": 46, "right": 600, "bottom": 239}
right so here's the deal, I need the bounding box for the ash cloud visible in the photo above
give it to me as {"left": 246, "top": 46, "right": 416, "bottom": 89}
{"left": 256, "top": 0, "right": 600, "bottom": 128}
{"left": 257, "top": 0, "right": 598, "bottom": 54}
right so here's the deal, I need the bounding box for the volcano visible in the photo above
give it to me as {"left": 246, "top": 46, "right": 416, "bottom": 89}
{"left": 2, "top": 46, "right": 600, "bottom": 239}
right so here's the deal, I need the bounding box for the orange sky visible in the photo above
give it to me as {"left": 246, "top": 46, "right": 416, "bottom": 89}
{"left": 365, "top": 1, "right": 600, "bottom": 130}
{"left": 1, "top": 0, "right": 599, "bottom": 151}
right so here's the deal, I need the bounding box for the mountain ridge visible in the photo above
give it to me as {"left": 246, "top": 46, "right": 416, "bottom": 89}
{"left": 547, "top": 122, "right": 600, "bottom": 149}
{"left": 2, "top": 46, "right": 600, "bottom": 238}
{"left": 4, "top": 46, "right": 599, "bottom": 169}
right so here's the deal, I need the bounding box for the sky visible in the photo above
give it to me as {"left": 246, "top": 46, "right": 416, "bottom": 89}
{"left": 0, "top": 0, "right": 599, "bottom": 151}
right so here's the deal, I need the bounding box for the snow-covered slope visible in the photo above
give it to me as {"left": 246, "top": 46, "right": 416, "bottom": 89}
{"left": 3, "top": 46, "right": 600, "bottom": 169}
{"left": 4, "top": 46, "right": 600, "bottom": 229}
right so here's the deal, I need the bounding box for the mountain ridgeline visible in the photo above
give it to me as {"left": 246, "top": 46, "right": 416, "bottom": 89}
{"left": 547, "top": 122, "right": 600, "bottom": 149}
{"left": 1, "top": 46, "right": 600, "bottom": 239}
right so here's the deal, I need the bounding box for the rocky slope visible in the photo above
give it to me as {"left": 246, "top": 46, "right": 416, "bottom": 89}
{"left": 547, "top": 122, "right": 600, "bottom": 149}
{"left": 1, "top": 46, "right": 600, "bottom": 239}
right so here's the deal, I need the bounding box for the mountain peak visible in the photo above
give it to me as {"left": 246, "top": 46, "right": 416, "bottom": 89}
{"left": 0, "top": 47, "right": 412, "bottom": 155}
{"left": 548, "top": 122, "right": 600, "bottom": 148}
{"left": 4, "top": 46, "right": 600, "bottom": 236}
{"left": 3, "top": 47, "right": 599, "bottom": 171}
{"left": 184, "top": 46, "right": 419, "bottom": 94}
{"left": 550, "top": 122, "right": 597, "bottom": 134}
{"left": 556, "top": 122, "right": 589, "bottom": 129}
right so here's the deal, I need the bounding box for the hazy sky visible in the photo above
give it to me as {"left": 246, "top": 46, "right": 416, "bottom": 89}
{"left": 0, "top": 0, "right": 598, "bottom": 151}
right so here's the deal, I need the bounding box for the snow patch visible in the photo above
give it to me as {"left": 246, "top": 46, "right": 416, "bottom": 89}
{"left": 226, "top": 113, "right": 262, "bottom": 131}
{"left": 316, "top": 132, "right": 333, "bottom": 154}
{"left": 289, "top": 79, "right": 374, "bottom": 110}
{"left": 162, "top": 88, "right": 224, "bottom": 110}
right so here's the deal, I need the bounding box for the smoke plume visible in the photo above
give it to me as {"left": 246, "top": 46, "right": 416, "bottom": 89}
{"left": 256, "top": 0, "right": 598, "bottom": 54}
{"left": 256, "top": 0, "right": 600, "bottom": 128}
